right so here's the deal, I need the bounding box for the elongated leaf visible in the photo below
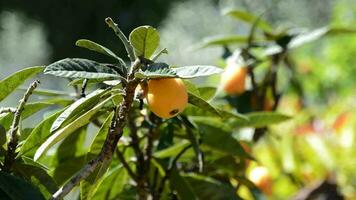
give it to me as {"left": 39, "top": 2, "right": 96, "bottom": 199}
{"left": 34, "top": 96, "right": 112, "bottom": 161}
{"left": 230, "top": 112, "right": 291, "bottom": 128}
{"left": 76, "top": 39, "right": 126, "bottom": 65}
{"left": 44, "top": 58, "right": 122, "bottom": 79}
{"left": 91, "top": 166, "right": 129, "bottom": 199}
{"left": 13, "top": 163, "right": 58, "bottom": 199}
{"left": 81, "top": 113, "right": 114, "bottom": 200}
{"left": 135, "top": 63, "right": 176, "bottom": 79}
{"left": 0, "top": 66, "right": 44, "bottom": 102}
{"left": 197, "top": 87, "right": 217, "bottom": 101}
{"left": 129, "top": 26, "right": 160, "bottom": 58}
{"left": 170, "top": 170, "right": 198, "bottom": 200}
{"left": 153, "top": 140, "right": 190, "bottom": 158}
{"left": 265, "top": 27, "right": 356, "bottom": 56}
{"left": 188, "top": 92, "right": 221, "bottom": 117}
{"left": 0, "top": 171, "right": 45, "bottom": 200}
{"left": 173, "top": 65, "right": 223, "bottom": 79}
{"left": 51, "top": 89, "right": 107, "bottom": 132}
{"left": 18, "top": 110, "right": 64, "bottom": 157}
{"left": 183, "top": 173, "right": 241, "bottom": 200}
{"left": 0, "top": 102, "right": 53, "bottom": 130}
{"left": 199, "top": 35, "right": 249, "bottom": 47}
{"left": 18, "top": 88, "right": 73, "bottom": 97}
{"left": 56, "top": 126, "right": 87, "bottom": 162}
{"left": 223, "top": 9, "right": 272, "bottom": 32}
{"left": 52, "top": 156, "right": 86, "bottom": 185}
{"left": 196, "top": 123, "right": 250, "bottom": 158}
{"left": 88, "top": 112, "right": 114, "bottom": 156}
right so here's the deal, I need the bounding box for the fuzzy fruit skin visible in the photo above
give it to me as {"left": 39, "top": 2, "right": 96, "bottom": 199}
{"left": 146, "top": 78, "right": 188, "bottom": 119}
{"left": 221, "top": 64, "right": 247, "bottom": 95}
{"left": 249, "top": 166, "right": 272, "bottom": 195}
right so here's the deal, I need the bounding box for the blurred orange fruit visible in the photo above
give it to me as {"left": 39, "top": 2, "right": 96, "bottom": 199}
{"left": 248, "top": 166, "right": 272, "bottom": 195}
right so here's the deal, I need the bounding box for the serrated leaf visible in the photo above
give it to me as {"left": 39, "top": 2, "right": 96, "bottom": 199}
{"left": 76, "top": 39, "right": 126, "bottom": 66}
{"left": 0, "top": 171, "right": 45, "bottom": 200}
{"left": 51, "top": 89, "right": 108, "bottom": 132}
{"left": 170, "top": 170, "right": 198, "bottom": 200}
{"left": 230, "top": 112, "right": 291, "bottom": 128}
{"left": 44, "top": 58, "right": 122, "bottom": 79}
{"left": 188, "top": 92, "right": 221, "bottom": 117}
{"left": 183, "top": 173, "right": 242, "bottom": 200}
{"left": 153, "top": 140, "right": 190, "bottom": 158}
{"left": 135, "top": 62, "right": 177, "bottom": 79}
{"left": 34, "top": 96, "right": 113, "bottom": 161}
{"left": 223, "top": 8, "right": 272, "bottom": 32}
{"left": 173, "top": 65, "right": 223, "bottom": 79}
{"left": 129, "top": 26, "right": 160, "bottom": 58}
{"left": 0, "top": 66, "right": 44, "bottom": 102}
{"left": 18, "top": 109, "right": 64, "bottom": 157}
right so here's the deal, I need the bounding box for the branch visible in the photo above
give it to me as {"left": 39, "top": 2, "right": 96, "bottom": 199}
{"left": 105, "top": 17, "right": 135, "bottom": 63}
{"left": 51, "top": 59, "right": 141, "bottom": 199}
{"left": 156, "top": 145, "right": 192, "bottom": 198}
{"left": 115, "top": 148, "right": 137, "bottom": 181}
{"left": 0, "top": 107, "right": 16, "bottom": 115}
{"left": 3, "top": 80, "right": 40, "bottom": 172}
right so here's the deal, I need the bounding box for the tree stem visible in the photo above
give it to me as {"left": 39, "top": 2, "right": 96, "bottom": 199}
{"left": 2, "top": 80, "right": 39, "bottom": 172}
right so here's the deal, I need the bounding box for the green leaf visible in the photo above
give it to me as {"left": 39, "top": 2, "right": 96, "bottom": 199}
{"left": 170, "top": 170, "right": 198, "bottom": 200}
{"left": 18, "top": 88, "right": 73, "bottom": 97}
{"left": 173, "top": 65, "right": 223, "bottom": 79}
{"left": 0, "top": 102, "right": 53, "bottom": 130}
{"left": 0, "top": 171, "right": 45, "bottom": 200}
{"left": 51, "top": 89, "right": 108, "bottom": 132}
{"left": 52, "top": 156, "right": 86, "bottom": 185}
{"left": 153, "top": 141, "right": 190, "bottom": 158}
{"left": 230, "top": 112, "right": 291, "bottom": 128}
{"left": 135, "top": 62, "right": 177, "bottom": 79}
{"left": 91, "top": 166, "right": 129, "bottom": 200}
{"left": 183, "top": 173, "right": 242, "bottom": 200}
{"left": 81, "top": 113, "right": 114, "bottom": 200}
{"left": 56, "top": 126, "right": 87, "bottom": 162}
{"left": 18, "top": 109, "right": 64, "bottom": 157}
{"left": 265, "top": 27, "right": 356, "bottom": 55}
{"left": 197, "top": 87, "right": 217, "bottom": 101}
{"left": 44, "top": 58, "right": 122, "bottom": 79}
{"left": 34, "top": 96, "right": 113, "bottom": 161}
{"left": 0, "top": 66, "right": 44, "bottom": 102}
{"left": 13, "top": 163, "right": 58, "bottom": 199}
{"left": 0, "top": 124, "right": 6, "bottom": 146}
{"left": 129, "top": 25, "right": 160, "bottom": 58}
{"left": 223, "top": 9, "right": 272, "bottom": 32}
{"left": 88, "top": 112, "right": 114, "bottom": 156}
{"left": 199, "top": 35, "right": 249, "bottom": 47}
{"left": 76, "top": 39, "right": 126, "bottom": 65}
{"left": 188, "top": 92, "right": 221, "bottom": 117}
{"left": 196, "top": 122, "right": 250, "bottom": 158}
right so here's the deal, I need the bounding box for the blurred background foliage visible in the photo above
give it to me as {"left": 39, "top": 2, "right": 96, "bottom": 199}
{"left": 0, "top": 0, "right": 355, "bottom": 199}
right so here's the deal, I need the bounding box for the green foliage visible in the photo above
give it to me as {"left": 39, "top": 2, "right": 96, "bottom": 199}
{"left": 0, "top": 171, "right": 45, "bottom": 200}
{"left": 44, "top": 58, "right": 124, "bottom": 79}
{"left": 129, "top": 26, "right": 160, "bottom": 59}
{"left": 0, "top": 66, "right": 44, "bottom": 102}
